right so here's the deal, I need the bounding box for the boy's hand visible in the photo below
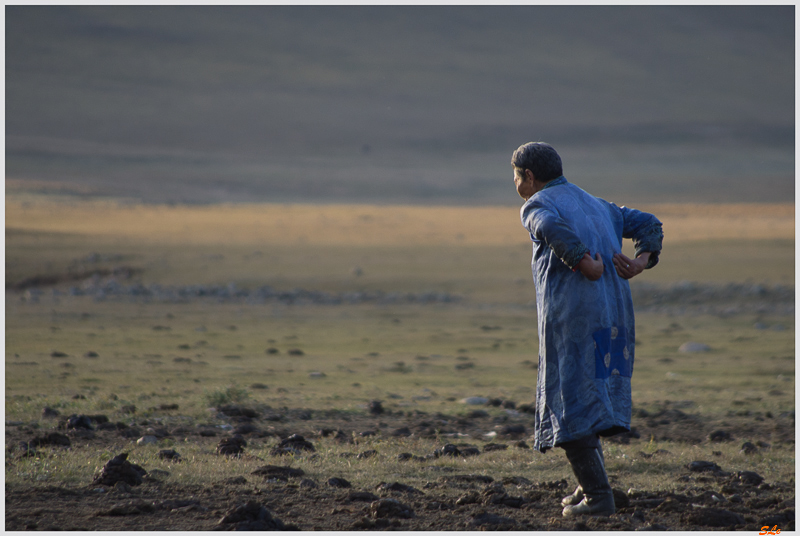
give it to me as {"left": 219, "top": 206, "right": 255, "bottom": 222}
{"left": 613, "top": 252, "right": 649, "bottom": 279}
{"left": 576, "top": 252, "right": 604, "bottom": 281}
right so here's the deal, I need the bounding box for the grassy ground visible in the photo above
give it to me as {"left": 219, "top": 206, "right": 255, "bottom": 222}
{"left": 4, "top": 196, "right": 795, "bottom": 530}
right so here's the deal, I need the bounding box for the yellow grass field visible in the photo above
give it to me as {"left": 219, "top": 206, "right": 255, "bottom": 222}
{"left": 6, "top": 196, "right": 794, "bottom": 297}
{"left": 5, "top": 197, "right": 794, "bottom": 247}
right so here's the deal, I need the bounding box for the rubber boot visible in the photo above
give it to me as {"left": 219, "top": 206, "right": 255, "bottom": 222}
{"left": 562, "top": 447, "right": 615, "bottom": 517}
{"left": 561, "top": 484, "right": 583, "bottom": 507}
{"left": 561, "top": 443, "right": 605, "bottom": 506}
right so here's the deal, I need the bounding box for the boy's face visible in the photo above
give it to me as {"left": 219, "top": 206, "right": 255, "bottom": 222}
{"left": 514, "top": 167, "right": 536, "bottom": 200}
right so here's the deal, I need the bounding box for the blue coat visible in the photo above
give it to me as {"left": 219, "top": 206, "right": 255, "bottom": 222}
{"left": 520, "top": 176, "right": 663, "bottom": 452}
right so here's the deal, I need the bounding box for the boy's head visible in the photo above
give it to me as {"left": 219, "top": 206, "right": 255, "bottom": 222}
{"left": 511, "top": 142, "right": 563, "bottom": 183}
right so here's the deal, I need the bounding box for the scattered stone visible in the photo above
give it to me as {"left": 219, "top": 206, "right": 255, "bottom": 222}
{"left": 370, "top": 498, "right": 414, "bottom": 519}
{"left": 66, "top": 414, "right": 94, "bottom": 430}
{"left": 709, "top": 430, "right": 732, "bottom": 442}
{"left": 368, "top": 400, "right": 384, "bottom": 415}
{"left": 514, "top": 440, "right": 530, "bottom": 449}
{"left": 467, "top": 409, "right": 489, "bottom": 418}
{"left": 270, "top": 434, "right": 315, "bottom": 456}
{"left": 50, "top": 351, "right": 69, "bottom": 358}
{"left": 157, "top": 449, "right": 181, "bottom": 462}
{"left": 456, "top": 491, "right": 481, "bottom": 505}
{"left": 84, "top": 351, "right": 99, "bottom": 358}
{"left": 738, "top": 471, "right": 764, "bottom": 486}
{"left": 266, "top": 348, "right": 279, "bottom": 354}
{"left": 217, "top": 501, "right": 289, "bottom": 531}
{"left": 287, "top": 349, "right": 304, "bottom": 356}
{"left": 460, "top": 397, "right": 489, "bottom": 405}
{"left": 328, "top": 477, "right": 352, "bottom": 488}
{"left": 391, "top": 426, "right": 412, "bottom": 437}
{"left": 217, "top": 435, "right": 247, "bottom": 456}
{"left": 484, "top": 443, "right": 509, "bottom": 452}
{"left": 459, "top": 446, "right": 481, "bottom": 456}
{"left": 92, "top": 453, "right": 147, "bottom": 487}
{"left": 41, "top": 407, "right": 60, "bottom": 419}
{"left": 137, "top": 435, "right": 158, "bottom": 446}
{"left": 741, "top": 441, "right": 758, "bottom": 455}
{"left": 299, "top": 479, "right": 317, "bottom": 489}
{"left": 434, "top": 444, "right": 461, "bottom": 457}
{"left": 225, "top": 476, "right": 248, "bottom": 485}
{"left": 357, "top": 449, "right": 378, "bottom": 459}
{"left": 687, "top": 460, "right": 723, "bottom": 473}
{"left": 29, "top": 432, "right": 71, "bottom": 448}
{"left": 250, "top": 383, "right": 269, "bottom": 389}
{"left": 679, "top": 342, "right": 710, "bottom": 353}
{"left": 309, "top": 371, "right": 326, "bottom": 378}
{"left": 349, "top": 491, "right": 380, "bottom": 502}
{"left": 377, "top": 482, "right": 423, "bottom": 495}
{"left": 251, "top": 465, "right": 305, "bottom": 481}
{"left": 119, "top": 405, "right": 136, "bottom": 414}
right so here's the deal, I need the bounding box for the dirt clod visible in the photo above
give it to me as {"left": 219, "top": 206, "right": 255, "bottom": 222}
{"left": 66, "top": 414, "right": 94, "bottom": 430}
{"left": 157, "top": 449, "right": 182, "bottom": 461}
{"left": 29, "top": 432, "right": 71, "bottom": 448}
{"left": 92, "top": 453, "right": 147, "bottom": 487}
{"left": 218, "top": 501, "right": 289, "bottom": 530}
{"left": 269, "top": 434, "right": 315, "bottom": 456}
{"left": 738, "top": 470, "right": 764, "bottom": 486}
{"left": 328, "top": 477, "right": 352, "bottom": 488}
{"left": 216, "top": 435, "right": 246, "bottom": 456}
{"left": 251, "top": 465, "right": 305, "bottom": 481}
{"left": 370, "top": 498, "right": 414, "bottom": 519}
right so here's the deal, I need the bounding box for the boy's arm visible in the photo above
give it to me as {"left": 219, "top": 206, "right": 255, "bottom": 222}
{"left": 522, "top": 201, "right": 598, "bottom": 276}
{"left": 618, "top": 206, "right": 663, "bottom": 269}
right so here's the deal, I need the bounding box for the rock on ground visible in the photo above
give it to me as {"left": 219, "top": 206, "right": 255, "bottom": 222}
{"left": 92, "top": 453, "right": 147, "bottom": 487}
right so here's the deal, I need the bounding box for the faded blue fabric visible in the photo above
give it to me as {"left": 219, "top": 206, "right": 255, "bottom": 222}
{"left": 520, "top": 176, "right": 663, "bottom": 452}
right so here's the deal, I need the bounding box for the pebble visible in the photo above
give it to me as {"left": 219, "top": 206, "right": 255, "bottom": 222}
{"left": 460, "top": 397, "right": 489, "bottom": 405}
{"left": 679, "top": 342, "right": 711, "bottom": 353}
{"left": 136, "top": 435, "right": 158, "bottom": 445}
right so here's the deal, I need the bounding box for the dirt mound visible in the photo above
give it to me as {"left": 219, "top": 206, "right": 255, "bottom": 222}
{"left": 92, "top": 453, "right": 147, "bottom": 487}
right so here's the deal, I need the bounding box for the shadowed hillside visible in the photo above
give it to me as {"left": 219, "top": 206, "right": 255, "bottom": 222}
{"left": 5, "top": 5, "right": 794, "bottom": 205}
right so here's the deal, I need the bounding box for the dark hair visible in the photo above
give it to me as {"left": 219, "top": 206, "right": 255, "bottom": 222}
{"left": 511, "top": 142, "right": 563, "bottom": 183}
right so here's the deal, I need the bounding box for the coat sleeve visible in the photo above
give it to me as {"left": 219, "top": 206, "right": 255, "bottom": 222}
{"left": 522, "top": 200, "right": 589, "bottom": 269}
{"left": 617, "top": 206, "right": 664, "bottom": 269}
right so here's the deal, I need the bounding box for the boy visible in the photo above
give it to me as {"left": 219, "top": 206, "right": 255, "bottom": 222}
{"left": 513, "top": 142, "right": 663, "bottom": 517}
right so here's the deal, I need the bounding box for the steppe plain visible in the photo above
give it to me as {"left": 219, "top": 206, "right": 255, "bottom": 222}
{"left": 5, "top": 192, "right": 795, "bottom": 531}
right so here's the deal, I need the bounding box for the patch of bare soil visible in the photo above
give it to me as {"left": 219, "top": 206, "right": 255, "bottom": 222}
{"left": 5, "top": 405, "right": 795, "bottom": 531}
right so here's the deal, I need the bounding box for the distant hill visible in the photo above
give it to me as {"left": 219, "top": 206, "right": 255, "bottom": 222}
{"left": 5, "top": 5, "right": 794, "bottom": 205}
